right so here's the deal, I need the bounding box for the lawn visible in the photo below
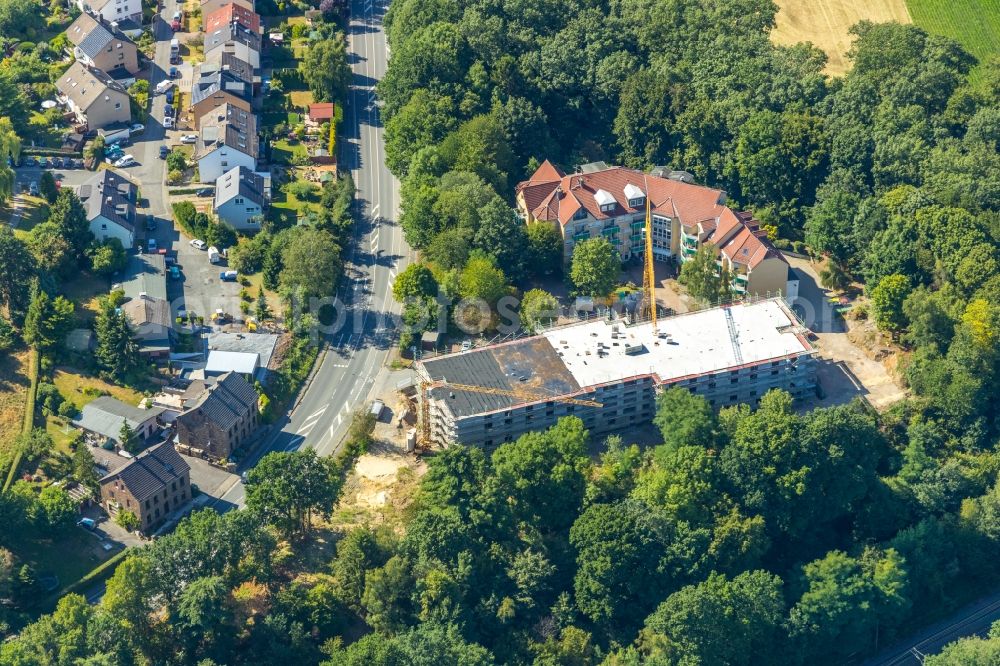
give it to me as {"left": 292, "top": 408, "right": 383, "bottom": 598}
{"left": 242, "top": 272, "right": 282, "bottom": 320}
{"left": 906, "top": 0, "right": 1000, "bottom": 84}
{"left": 3, "top": 196, "right": 50, "bottom": 237}
{"left": 61, "top": 274, "right": 110, "bottom": 327}
{"left": 10, "top": 528, "right": 118, "bottom": 599}
{"left": 0, "top": 350, "right": 31, "bottom": 459}
{"left": 272, "top": 137, "right": 309, "bottom": 165}
{"left": 267, "top": 176, "right": 316, "bottom": 228}
{"left": 289, "top": 90, "right": 313, "bottom": 108}
{"left": 51, "top": 368, "right": 146, "bottom": 412}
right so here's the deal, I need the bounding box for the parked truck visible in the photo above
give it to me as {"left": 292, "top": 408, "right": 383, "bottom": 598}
{"left": 219, "top": 270, "right": 238, "bottom": 282}
{"left": 207, "top": 246, "right": 221, "bottom": 263}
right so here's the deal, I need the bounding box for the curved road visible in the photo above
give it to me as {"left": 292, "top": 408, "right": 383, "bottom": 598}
{"left": 216, "top": 0, "right": 407, "bottom": 507}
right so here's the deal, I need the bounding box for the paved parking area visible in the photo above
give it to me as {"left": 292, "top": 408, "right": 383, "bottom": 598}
{"left": 170, "top": 227, "right": 243, "bottom": 323}
{"left": 181, "top": 453, "right": 240, "bottom": 501}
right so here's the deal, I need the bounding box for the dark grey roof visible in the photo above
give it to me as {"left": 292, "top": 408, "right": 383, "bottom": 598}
{"left": 214, "top": 165, "right": 264, "bottom": 207}
{"left": 119, "top": 253, "right": 167, "bottom": 301}
{"left": 74, "top": 396, "right": 165, "bottom": 442}
{"left": 421, "top": 337, "right": 581, "bottom": 418}
{"left": 78, "top": 168, "right": 136, "bottom": 233}
{"left": 204, "top": 22, "right": 260, "bottom": 54}
{"left": 183, "top": 371, "right": 257, "bottom": 431}
{"left": 56, "top": 61, "right": 129, "bottom": 110}
{"left": 197, "top": 104, "right": 258, "bottom": 159}
{"left": 67, "top": 13, "right": 134, "bottom": 58}
{"left": 221, "top": 52, "right": 256, "bottom": 83}
{"left": 100, "top": 442, "right": 190, "bottom": 502}
{"left": 192, "top": 66, "right": 251, "bottom": 105}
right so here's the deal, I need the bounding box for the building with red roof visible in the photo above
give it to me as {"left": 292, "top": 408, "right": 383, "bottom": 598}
{"left": 306, "top": 102, "right": 336, "bottom": 125}
{"left": 203, "top": 2, "right": 260, "bottom": 32}
{"left": 515, "top": 161, "right": 793, "bottom": 298}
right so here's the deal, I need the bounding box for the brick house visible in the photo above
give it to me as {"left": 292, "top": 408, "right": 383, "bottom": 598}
{"left": 174, "top": 371, "right": 259, "bottom": 461}
{"left": 99, "top": 442, "right": 191, "bottom": 533}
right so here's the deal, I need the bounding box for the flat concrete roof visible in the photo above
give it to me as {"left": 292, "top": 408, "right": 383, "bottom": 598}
{"left": 542, "top": 298, "right": 811, "bottom": 387}
{"left": 419, "top": 299, "right": 813, "bottom": 418}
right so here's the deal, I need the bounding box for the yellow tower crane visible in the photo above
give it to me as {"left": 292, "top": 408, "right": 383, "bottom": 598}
{"left": 418, "top": 380, "right": 603, "bottom": 446}
{"left": 640, "top": 176, "right": 658, "bottom": 333}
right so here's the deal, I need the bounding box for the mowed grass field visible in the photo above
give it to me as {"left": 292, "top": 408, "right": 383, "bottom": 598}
{"left": 772, "top": 0, "right": 912, "bottom": 75}
{"left": 906, "top": 0, "right": 1000, "bottom": 84}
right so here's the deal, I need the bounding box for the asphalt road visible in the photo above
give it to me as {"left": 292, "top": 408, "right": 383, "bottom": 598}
{"left": 862, "top": 591, "right": 1000, "bottom": 665}
{"left": 213, "top": 0, "right": 408, "bottom": 508}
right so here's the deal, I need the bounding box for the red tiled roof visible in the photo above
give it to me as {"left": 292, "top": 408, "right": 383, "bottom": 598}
{"left": 204, "top": 3, "right": 260, "bottom": 33}
{"left": 518, "top": 163, "right": 783, "bottom": 270}
{"left": 308, "top": 102, "right": 335, "bottom": 121}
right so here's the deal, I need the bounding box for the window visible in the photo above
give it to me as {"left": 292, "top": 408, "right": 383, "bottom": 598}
{"left": 114, "top": 102, "right": 121, "bottom": 109}
{"left": 234, "top": 197, "right": 243, "bottom": 204}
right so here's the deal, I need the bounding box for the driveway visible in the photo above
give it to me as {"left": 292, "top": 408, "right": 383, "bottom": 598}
{"left": 181, "top": 453, "right": 240, "bottom": 505}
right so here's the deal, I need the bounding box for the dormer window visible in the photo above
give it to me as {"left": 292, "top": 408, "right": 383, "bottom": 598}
{"left": 623, "top": 183, "right": 645, "bottom": 208}
{"left": 573, "top": 208, "right": 587, "bottom": 220}
{"left": 594, "top": 188, "right": 616, "bottom": 213}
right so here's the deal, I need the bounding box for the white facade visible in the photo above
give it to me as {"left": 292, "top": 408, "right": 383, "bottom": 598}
{"left": 215, "top": 196, "right": 263, "bottom": 230}
{"left": 90, "top": 214, "right": 134, "bottom": 249}
{"left": 197, "top": 146, "right": 255, "bottom": 183}
{"left": 78, "top": 0, "right": 142, "bottom": 25}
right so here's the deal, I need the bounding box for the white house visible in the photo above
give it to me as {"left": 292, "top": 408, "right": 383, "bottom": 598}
{"left": 214, "top": 165, "right": 265, "bottom": 230}
{"left": 195, "top": 104, "right": 257, "bottom": 183}
{"left": 76, "top": 0, "right": 142, "bottom": 28}
{"left": 77, "top": 169, "right": 137, "bottom": 249}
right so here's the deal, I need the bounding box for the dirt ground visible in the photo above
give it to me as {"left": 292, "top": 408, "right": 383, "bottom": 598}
{"left": 771, "top": 0, "right": 912, "bottom": 75}
{"left": 787, "top": 257, "right": 908, "bottom": 410}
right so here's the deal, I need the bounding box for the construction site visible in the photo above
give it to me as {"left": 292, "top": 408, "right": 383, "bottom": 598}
{"left": 413, "top": 297, "right": 817, "bottom": 447}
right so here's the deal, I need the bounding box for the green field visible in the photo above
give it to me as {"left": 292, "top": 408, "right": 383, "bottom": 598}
{"left": 906, "top": 0, "right": 1000, "bottom": 83}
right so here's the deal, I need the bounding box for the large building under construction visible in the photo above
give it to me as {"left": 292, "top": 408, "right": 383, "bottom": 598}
{"left": 416, "top": 298, "right": 817, "bottom": 447}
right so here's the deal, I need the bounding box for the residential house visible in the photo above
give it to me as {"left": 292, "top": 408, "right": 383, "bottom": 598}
{"left": 118, "top": 253, "right": 167, "bottom": 301}
{"left": 203, "top": 21, "right": 261, "bottom": 68}
{"left": 306, "top": 102, "right": 335, "bottom": 126}
{"left": 73, "top": 396, "right": 164, "bottom": 446}
{"left": 203, "top": 2, "right": 260, "bottom": 33}
{"left": 56, "top": 61, "right": 131, "bottom": 130}
{"left": 190, "top": 65, "right": 252, "bottom": 126}
{"left": 213, "top": 165, "right": 265, "bottom": 230}
{"left": 76, "top": 0, "right": 142, "bottom": 27}
{"left": 515, "top": 161, "right": 792, "bottom": 298}
{"left": 66, "top": 13, "right": 141, "bottom": 76}
{"left": 208, "top": 331, "right": 278, "bottom": 379}
{"left": 174, "top": 371, "right": 259, "bottom": 461}
{"left": 99, "top": 442, "right": 191, "bottom": 533}
{"left": 77, "top": 168, "right": 137, "bottom": 248}
{"left": 195, "top": 104, "right": 257, "bottom": 183}
{"left": 122, "top": 294, "right": 174, "bottom": 357}
{"left": 200, "top": 0, "right": 253, "bottom": 19}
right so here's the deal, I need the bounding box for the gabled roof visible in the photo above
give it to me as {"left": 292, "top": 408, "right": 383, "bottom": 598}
{"left": 191, "top": 65, "right": 251, "bottom": 105}
{"left": 220, "top": 52, "right": 256, "bottom": 84}
{"left": 180, "top": 371, "right": 257, "bottom": 431}
{"left": 204, "top": 21, "right": 261, "bottom": 54}
{"left": 208, "top": 331, "right": 278, "bottom": 368}
{"left": 197, "top": 104, "right": 258, "bottom": 158}
{"left": 517, "top": 163, "right": 785, "bottom": 270}
{"left": 122, "top": 295, "right": 172, "bottom": 327}
{"left": 100, "top": 442, "right": 190, "bottom": 502}
{"left": 56, "top": 61, "right": 128, "bottom": 110}
{"left": 204, "top": 3, "right": 260, "bottom": 33}
{"left": 119, "top": 253, "right": 167, "bottom": 301}
{"left": 77, "top": 168, "right": 136, "bottom": 232}
{"left": 308, "top": 102, "right": 335, "bottom": 121}
{"left": 214, "top": 165, "right": 264, "bottom": 207}
{"left": 74, "top": 396, "right": 164, "bottom": 442}
{"left": 66, "top": 13, "right": 136, "bottom": 59}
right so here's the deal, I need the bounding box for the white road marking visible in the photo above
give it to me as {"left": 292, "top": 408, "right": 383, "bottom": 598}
{"left": 305, "top": 406, "right": 328, "bottom": 421}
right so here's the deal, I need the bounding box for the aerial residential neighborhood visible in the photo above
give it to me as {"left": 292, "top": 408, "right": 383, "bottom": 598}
{"left": 0, "top": 0, "right": 998, "bottom": 662}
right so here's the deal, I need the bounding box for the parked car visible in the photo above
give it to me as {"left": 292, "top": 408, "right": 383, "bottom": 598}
{"left": 155, "top": 79, "right": 174, "bottom": 94}
{"left": 170, "top": 265, "right": 181, "bottom": 280}
{"left": 165, "top": 89, "right": 175, "bottom": 105}
{"left": 189, "top": 238, "right": 207, "bottom": 250}
{"left": 196, "top": 187, "right": 213, "bottom": 197}
{"left": 146, "top": 215, "right": 156, "bottom": 231}
{"left": 113, "top": 154, "right": 136, "bottom": 167}
{"left": 77, "top": 518, "right": 96, "bottom": 530}
{"left": 159, "top": 145, "right": 169, "bottom": 159}
{"left": 461, "top": 339, "right": 472, "bottom": 352}
{"left": 22, "top": 156, "right": 37, "bottom": 166}
{"left": 164, "top": 116, "right": 174, "bottom": 129}
{"left": 171, "top": 10, "right": 182, "bottom": 30}
{"left": 50, "top": 156, "right": 63, "bottom": 168}
{"left": 130, "top": 123, "right": 144, "bottom": 134}
{"left": 169, "top": 66, "right": 178, "bottom": 78}
{"left": 219, "top": 270, "right": 238, "bottom": 282}
{"left": 28, "top": 181, "right": 38, "bottom": 196}
{"left": 165, "top": 104, "right": 174, "bottom": 117}
{"left": 38, "top": 156, "right": 48, "bottom": 168}
{"left": 148, "top": 238, "right": 157, "bottom": 253}
{"left": 170, "top": 54, "right": 181, "bottom": 65}
{"left": 180, "top": 134, "right": 198, "bottom": 144}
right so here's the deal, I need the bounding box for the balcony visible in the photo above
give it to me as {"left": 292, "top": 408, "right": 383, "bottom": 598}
{"left": 573, "top": 231, "right": 590, "bottom": 242}
{"left": 602, "top": 226, "right": 619, "bottom": 237}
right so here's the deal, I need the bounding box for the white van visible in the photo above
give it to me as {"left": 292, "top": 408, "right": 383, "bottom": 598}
{"left": 155, "top": 79, "right": 174, "bottom": 95}
{"left": 170, "top": 38, "right": 179, "bottom": 54}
